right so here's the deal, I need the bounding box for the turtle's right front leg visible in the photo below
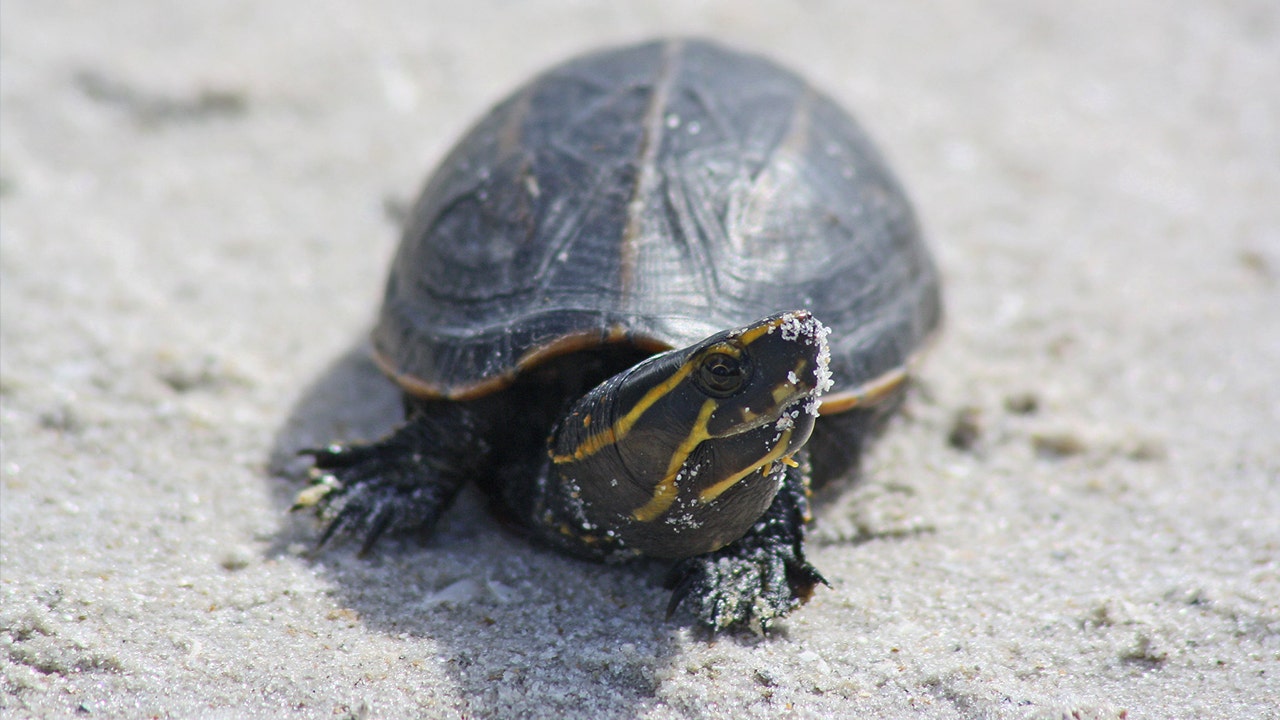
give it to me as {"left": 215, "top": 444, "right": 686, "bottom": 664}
{"left": 294, "top": 400, "right": 488, "bottom": 555}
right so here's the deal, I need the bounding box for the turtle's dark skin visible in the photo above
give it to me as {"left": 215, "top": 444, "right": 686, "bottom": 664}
{"left": 296, "top": 39, "right": 941, "bottom": 632}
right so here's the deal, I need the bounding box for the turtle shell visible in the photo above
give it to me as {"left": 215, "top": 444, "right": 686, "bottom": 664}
{"left": 374, "top": 39, "right": 941, "bottom": 410}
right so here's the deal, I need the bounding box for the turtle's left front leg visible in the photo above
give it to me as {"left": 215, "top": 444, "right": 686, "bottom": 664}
{"left": 665, "top": 452, "right": 827, "bottom": 632}
{"left": 294, "top": 399, "right": 488, "bottom": 556}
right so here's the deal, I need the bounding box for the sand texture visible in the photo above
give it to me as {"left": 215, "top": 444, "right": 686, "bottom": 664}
{"left": 2, "top": 2, "right": 1277, "bottom": 718}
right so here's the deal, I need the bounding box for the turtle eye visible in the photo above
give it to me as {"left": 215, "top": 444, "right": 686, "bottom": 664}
{"left": 696, "top": 352, "right": 747, "bottom": 397}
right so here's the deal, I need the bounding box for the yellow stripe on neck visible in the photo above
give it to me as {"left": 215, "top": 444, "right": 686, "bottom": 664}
{"left": 696, "top": 429, "right": 793, "bottom": 504}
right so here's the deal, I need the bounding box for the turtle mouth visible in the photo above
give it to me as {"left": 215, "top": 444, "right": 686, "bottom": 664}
{"left": 714, "top": 381, "right": 822, "bottom": 440}
{"left": 774, "top": 394, "right": 821, "bottom": 435}
{"left": 746, "top": 395, "right": 820, "bottom": 455}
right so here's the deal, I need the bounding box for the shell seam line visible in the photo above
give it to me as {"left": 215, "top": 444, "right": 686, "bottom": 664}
{"left": 619, "top": 39, "right": 684, "bottom": 300}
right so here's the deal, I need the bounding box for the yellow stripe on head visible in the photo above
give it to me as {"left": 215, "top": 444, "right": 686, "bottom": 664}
{"left": 552, "top": 359, "right": 695, "bottom": 465}
{"left": 630, "top": 398, "right": 717, "bottom": 522}
{"left": 736, "top": 315, "right": 787, "bottom": 346}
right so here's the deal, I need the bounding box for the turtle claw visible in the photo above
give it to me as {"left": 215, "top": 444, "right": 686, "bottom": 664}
{"left": 665, "top": 565, "right": 701, "bottom": 620}
{"left": 355, "top": 502, "right": 398, "bottom": 557}
{"left": 315, "top": 497, "right": 357, "bottom": 549}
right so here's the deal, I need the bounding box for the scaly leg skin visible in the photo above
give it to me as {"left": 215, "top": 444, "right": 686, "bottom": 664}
{"left": 665, "top": 453, "right": 827, "bottom": 633}
{"left": 294, "top": 400, "right": 487, "bottom": 556}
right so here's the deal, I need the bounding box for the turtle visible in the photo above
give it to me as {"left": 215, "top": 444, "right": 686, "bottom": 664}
{"left": 295, "top": 38, "right": 942, "bottom": 631}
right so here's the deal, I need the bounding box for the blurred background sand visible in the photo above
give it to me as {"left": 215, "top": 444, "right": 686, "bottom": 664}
{"left": 2, "top": 2, "right": 1277, "bottom": 718}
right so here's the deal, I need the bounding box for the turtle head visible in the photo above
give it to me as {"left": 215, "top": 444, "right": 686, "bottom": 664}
{"left": 550, "top": 311, "right": 832, "bottom": 559}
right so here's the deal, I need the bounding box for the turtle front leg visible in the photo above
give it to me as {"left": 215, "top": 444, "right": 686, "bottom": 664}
{"left": 665, "top": 452, "right": 827, "bottom": 632}
{"left": 295, "top": 399, "right": 488, "bottom": 555}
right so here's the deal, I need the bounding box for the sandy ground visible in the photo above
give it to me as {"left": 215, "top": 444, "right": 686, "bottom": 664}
{"left": 2, "top": 2, "right": 1278, "bottom": 718}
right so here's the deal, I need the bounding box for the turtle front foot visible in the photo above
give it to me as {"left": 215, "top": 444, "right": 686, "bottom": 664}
{"left": 666, "top": 543, "right": 826, "bottom": 632}
{"left": 294, "top": 408, "right": 481, "bottom": 555}
{"left": 664, "top": 458, "right": 826, "bottom": 632}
